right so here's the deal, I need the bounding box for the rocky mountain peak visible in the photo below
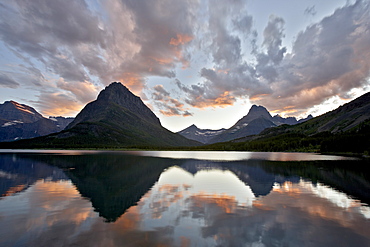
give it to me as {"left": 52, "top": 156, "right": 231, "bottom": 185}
{"left": 186, "top": 124, "right": 199, "bottom": 130}
{"left": 0, "top": 100, "right": 43, "bottom": 123}
{"left": 67, "top": 82, "right": 161, "bottom": 129}
{"left": 234, "top": 105, "right": 272, "bottom": 127}
{"left": 248, "top": 105, "right": 272, "bottom": 117}
{"left": 294, "top": 114, "right": 313, "bottom": 124}
{"left": 96, "top": 82, "right": 159, "bottom": 125}
{"left": 97, "top": 82, "right": 133, "bottom": 102}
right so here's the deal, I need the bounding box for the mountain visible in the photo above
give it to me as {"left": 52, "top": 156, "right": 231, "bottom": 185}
{"left": 177, "top": 124, "right": 226, "bottom": 144}
{"left": 298, "top": 114, "right": 314, "bottom": 124}
{"left": 260, "top": 91, "right": 370, "bottom": 137}
{"left": 272, "top": 114, "right": 313, "bottom": 125}
{"left": 209, "top": 114, "right": 276, "bottom": 144}
{"left": 238, "top": 105, "right": 273, "bottom": 124}
{"left": 0, "top": 100, "right": 43, "bottom": 124}
{"left": 179, "top": 105, "right": 312, "bottom": 144}
{"left": 2, "top": 82, "right": 199, "bottom": 148}
{"left": 17, "top": 153, "right": 174, "bottom": 222}
{"left": 202, "top": 92, "right": 370, "bottom": 154}
{"left": 49, "top": 116, "right": 75, "bottom": 130}
{"left": 66, "top": 82, "right": 160, "bottom": 129}
{"left": 0, "top": 101, "right": 74, "bottom": 142}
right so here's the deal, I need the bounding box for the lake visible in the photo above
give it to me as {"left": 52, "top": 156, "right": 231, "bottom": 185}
{"left": 0, "top": 150, "right": 369, "bottom": 247}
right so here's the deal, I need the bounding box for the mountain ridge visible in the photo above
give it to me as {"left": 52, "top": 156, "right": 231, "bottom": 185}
{"left": 178, "top": 124, "right": 226, "bottom": 144}
{"left": 262, "top": 91, "right": 370, "bottom": 136}
{"left": 178, "top": 104, "right": 312, "bottom": 144}
{"left": 199, "top": 91, "right": 370, "bottom": 153}
{"left": 1, "top": 84, "right": 369, "bottom": 153}
{"left": 67, "top": 82, "right": 160, "bottom": 129}
{"left": 1, "top": 82, "right": 199, "bottom": 148}
{"left": 0, "top": 101, "right": 74, "bottom": 142}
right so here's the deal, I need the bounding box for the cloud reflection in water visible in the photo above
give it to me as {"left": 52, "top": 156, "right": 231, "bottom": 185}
{"left": 0, "top": 153, "right": 370, "bottom": 247}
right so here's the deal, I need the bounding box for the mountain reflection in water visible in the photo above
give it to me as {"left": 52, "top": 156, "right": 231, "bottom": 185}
{"left": 0, "top": 151, "right": 369, "bottom": 246}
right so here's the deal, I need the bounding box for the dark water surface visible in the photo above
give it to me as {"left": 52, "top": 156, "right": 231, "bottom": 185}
{"left": 0, "top": 150, "right": 369, "bottom": 247}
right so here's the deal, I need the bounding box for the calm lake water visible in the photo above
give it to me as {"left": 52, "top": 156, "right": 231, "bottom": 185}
{"left": 0, "top": 150, "right": 369, "bottom": 247}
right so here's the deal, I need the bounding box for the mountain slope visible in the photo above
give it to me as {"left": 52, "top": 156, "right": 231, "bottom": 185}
{"left": 0, "top": 101, "right": 74, "bottom": 142}
{"left": 2, "top": 82, "right": 199, "bottom": 148}
{"left": 178, "top": 104, "right": 312, "bottom": 144}
{"left": 0, "top": 100, "right": 43, "bottom": 123}
{"left": 235, "top": 105, "right": 273, "bottom": 125}
{"left": 67, "top": 82, "right": 160, "bottom": 129}
{"left": 201, "top": 92, "right": 370, "bottom": 153}
{"left": 262, "top": 91, "right": 370, "bottom": 136}
{"left": 207, "top": 105, "right": 276, "bottom": 143}
{"left": 209, "top": 116, "right": 276, "bottom": 143}
{"left": 177, "top": 124, "right": 226, "bottom": 144}
{"left": 273, "top": 114, "right": 313, "bottom": 125}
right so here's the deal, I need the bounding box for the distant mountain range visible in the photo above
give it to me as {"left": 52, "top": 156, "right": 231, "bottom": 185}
{"left": 1, "top": 82, "right": 199, "bottom": 148}
{"left": 1, "top": 82, "right": 369, "bottom": 153}
{"left": 0, "top": 101, "right": 73, "bottom": 142}
{"left": 178, "top": 105, "right": 313, "bottom": 144}
{"left": 202, "top": 92, "right": 370, "bottom": 153}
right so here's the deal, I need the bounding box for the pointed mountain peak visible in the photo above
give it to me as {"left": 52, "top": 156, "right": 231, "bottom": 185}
{"left": 97, "top": 82, "right": 138, "bottom": 103}
{"left": 248, "top": 105, "right": 270, "bottom": 114}
{"left": 229, "top": 104, "right": 273, "bottom": 129}
{"left": 67, "top": 82, "right": 161, "bottom": 129}
{"left": 178, "top": 124, "right": 199, "bottom": 133}
{"left": 247, "top": 105, "right": 272, "bottom": 119}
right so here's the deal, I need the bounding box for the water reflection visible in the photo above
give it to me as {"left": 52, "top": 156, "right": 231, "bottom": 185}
{"left": 0, "top": 152, "right": 369, "bottom": 246}
{"left": 0, "top": 154, "right": 67, "bottom": 197}
{"left": 139, "top": 171, "right": 370, "bottom": 247}
{"left": 9, "top": 153, "right": 178, "bottom": 222}
{"left": 123, "top": 150, "right": 358, "bottom": 161}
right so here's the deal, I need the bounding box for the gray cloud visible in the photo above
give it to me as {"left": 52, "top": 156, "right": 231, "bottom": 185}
{"left": 262, "top": 16, "right": 286, "bottom": 65}
{"left": 304, "top": 6, "right": 317, "bottom": 16}
{"left": 233, "top": 15, "right": 253, "bottom": 35}
{"left": 0, "top": 0, "right": 103, "bottom": 83}
{"left": 0, "top": 73, "right": 20, "bottom": 88}
{"left": 174, "top": 1, "right": 269, "bottom": 108}
{"left": 259, "top": 0, "right": 370, "bottom": 114}
{"left": 0, "top": 0, "right": 369, "bottom": 119}
{"left": 152, "top": 84, "right": 193, "bottom": 117}
{"left": 177, "top": 0, "right": 370, "bottom": 116}
{"left": 0, "top": 0, "right": 198, "bottom": 114}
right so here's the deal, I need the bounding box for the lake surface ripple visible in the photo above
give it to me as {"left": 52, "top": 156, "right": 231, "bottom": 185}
{"left": 0, "top": 151, "right": 369, "bottom": 247}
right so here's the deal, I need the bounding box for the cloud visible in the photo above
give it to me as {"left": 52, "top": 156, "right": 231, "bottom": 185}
{"left": 261, "top": 15, "right": 286, "bottom": 65}
{"left": 33, "top": 92, "right": 84, "bottom": 117}
{"left": 176, "top": 77, "right": 237, "bottom": 108}
{"left": 0, "top": 73, "right": 19, "bottom": 88}
{"left": 153, "top": 84, "right": 170, "bottom": 101}
{"left": 256, "top": 0, "right": 370, "bottom": 114}
{"left": 0, "top": 0, "right": 102, "bottom": 82}
{"left": 176, "top": 0, "right": 370, "bottom": 116}
{"left": 0, "top": 0, "right": 198, "bottom": 110}
{"left": 56, "top": 79, "right": 98, "bottom": 104}
{"left": 109, "top": 0, "right": 197, "bottom": 88}
{"left": 304, "top": 6, "right": 317, "bottom": 16}
{"left": 1, "top": 0, "right": 369, "bottom": 120}
{"left": 152, "top": 84, "right": 193, "bottom": 117}
{"left": 174, "top": 1, "right": 263, "bottom": 108}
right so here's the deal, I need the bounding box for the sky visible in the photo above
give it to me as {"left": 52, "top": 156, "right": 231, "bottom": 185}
{"left": 0, "top": 0, "right": 370, "bottom": 132}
